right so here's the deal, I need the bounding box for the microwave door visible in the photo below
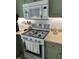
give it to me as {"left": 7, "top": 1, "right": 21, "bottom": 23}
{"left": 29, "top": 6, "right": 42, "bottom": 19}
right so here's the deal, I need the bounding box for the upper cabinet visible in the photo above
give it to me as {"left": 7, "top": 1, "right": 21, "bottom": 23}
{"left": 49, "top": 0, "right": 62, "bottom": 17}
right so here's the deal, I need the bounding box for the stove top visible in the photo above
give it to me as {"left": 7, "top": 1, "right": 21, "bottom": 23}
{"left": 22, "top": 29, "right": 49, "bottom": 39}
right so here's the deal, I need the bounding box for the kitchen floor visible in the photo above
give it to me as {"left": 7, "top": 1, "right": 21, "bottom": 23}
{"left": 16, "top": 57, "right": 21, "bottom": 59}
{"left": 16, "top": 57, "right": 27, "bottom": 59}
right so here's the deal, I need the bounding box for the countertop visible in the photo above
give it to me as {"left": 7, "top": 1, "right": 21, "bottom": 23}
{"left": 16, "top": 30, "right": 62, "bottom": 44}
{"left": 45, "top": 31, "right": 62, "bottom": 44}
{"left": 16, "top": 31, "right": 23, "bottom": 35}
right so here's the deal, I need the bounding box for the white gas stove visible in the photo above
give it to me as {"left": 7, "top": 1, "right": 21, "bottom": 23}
{"left": 22, "top": 29, "right": 49, "bottom": 44}
{"left": 21, "top": 23, "right": 50, "bottom": 59}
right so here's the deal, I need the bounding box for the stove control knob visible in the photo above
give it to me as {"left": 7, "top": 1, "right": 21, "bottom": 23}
{"left": 35, "top": 40, "right": 37, "bottom": 42}
{"left": 38, "top": 41, "right": 41, "bottom": 43}
{"left": 30, "top": 39, "right": 32, "bottom": 41}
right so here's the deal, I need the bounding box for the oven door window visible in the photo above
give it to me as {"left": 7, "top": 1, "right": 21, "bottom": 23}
{"left": 29, "top": 6, "right": 42, "bottom": 19}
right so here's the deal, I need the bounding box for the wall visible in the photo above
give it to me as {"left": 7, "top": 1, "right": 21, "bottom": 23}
{"left": 17, "top": 17, "right": 62, "bottom": 31}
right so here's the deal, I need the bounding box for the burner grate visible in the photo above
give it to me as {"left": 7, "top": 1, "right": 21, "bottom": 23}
{"left": 22, "top": 29, "right": 49, "bottom": 39}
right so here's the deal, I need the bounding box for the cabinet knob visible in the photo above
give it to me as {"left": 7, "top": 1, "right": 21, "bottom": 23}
{"left": 52, "top": 45, "right": 55, "bottom": 47}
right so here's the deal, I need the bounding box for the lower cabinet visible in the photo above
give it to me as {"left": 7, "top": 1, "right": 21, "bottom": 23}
{"left": 45, "top": 41, "right": 62, "bottom": 59}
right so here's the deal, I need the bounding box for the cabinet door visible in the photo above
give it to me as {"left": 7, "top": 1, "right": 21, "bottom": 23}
{"left": 46, "top": 42, "right": 58, "bottom": 59}
{"left": 48, "top": 45, "right": 58, "bottom": 59}
{"left": 49, "top": 0, "right": 53, "bottom": 17}
{"left": 45, "top": 42, "right": 62, "bottom": 59}
{"left": 49, "top": 0, "right": 62, "bottom": 17}
{"left": 16, "top": 0, "right": 24, "bottom": 17}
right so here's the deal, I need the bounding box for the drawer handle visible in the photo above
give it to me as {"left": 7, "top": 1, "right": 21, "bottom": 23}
{"left": 52, "top": 45, "right": 55, "bottom": 47}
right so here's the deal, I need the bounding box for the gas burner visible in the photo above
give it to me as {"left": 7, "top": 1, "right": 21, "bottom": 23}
{"left": 38, "top": 34, "right": 41, "bottom": 37}
{"left": 34, "top": 32, "right": 38, "bottom": 34}
{"left": 32, "top": 30, "right": 36, "bottom": 33}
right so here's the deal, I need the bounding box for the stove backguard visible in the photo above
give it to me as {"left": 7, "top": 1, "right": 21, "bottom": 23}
{"left": 32, "top": 23, "right": 50, "bottom": 30}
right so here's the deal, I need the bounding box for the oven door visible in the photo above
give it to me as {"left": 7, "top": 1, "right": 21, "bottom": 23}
{"left": 28, "top": 5, "right": 42, "bottom": 20}
{"left": 25, "top": 40, "right": 42, "bottom": 57}
{"left": 26, "top": 45, "right": 42, "bottom": 57}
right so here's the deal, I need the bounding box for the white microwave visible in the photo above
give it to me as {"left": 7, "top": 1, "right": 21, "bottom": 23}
{"left": 23, "top": 1, "right": 48, "bottom": 20}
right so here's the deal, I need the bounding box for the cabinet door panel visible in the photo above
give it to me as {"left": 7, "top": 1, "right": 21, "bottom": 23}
{"left": 49, "top": 0, "right": 62, "bottom": 17}
{"left": 45, "top": 42, "right": 58, "bottom": 59}
{"left": 48, "top": 50, "right": 58, "bottom": 59}
{"left": 47, "top": 46, "right": 58, "bottom": 59}
{"left": 49, "top": 0, "right": 53, "bottom": 17}
{"left": 45, "top": 42, "right": 62, "bottom": 59}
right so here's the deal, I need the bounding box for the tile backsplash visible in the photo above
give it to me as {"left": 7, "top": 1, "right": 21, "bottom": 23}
{"left": 17, "top": 17, "right": 62, "bottom": 30}
{"left": 49, "top": 17, "right": 62, "bottom": 29}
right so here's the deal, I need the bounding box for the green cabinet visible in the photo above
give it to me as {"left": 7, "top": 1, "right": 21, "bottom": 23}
{"left": 45, "top": 41, "right": 62, "bottom": 59}
{"left": 16, "top": 0, "right": 24, "bottom": 17}
{"left": 16, "top": 35, "right": 24, "bottom": 57}
{"left": 49, "top": 0, "right": 62, "bottom": 17}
